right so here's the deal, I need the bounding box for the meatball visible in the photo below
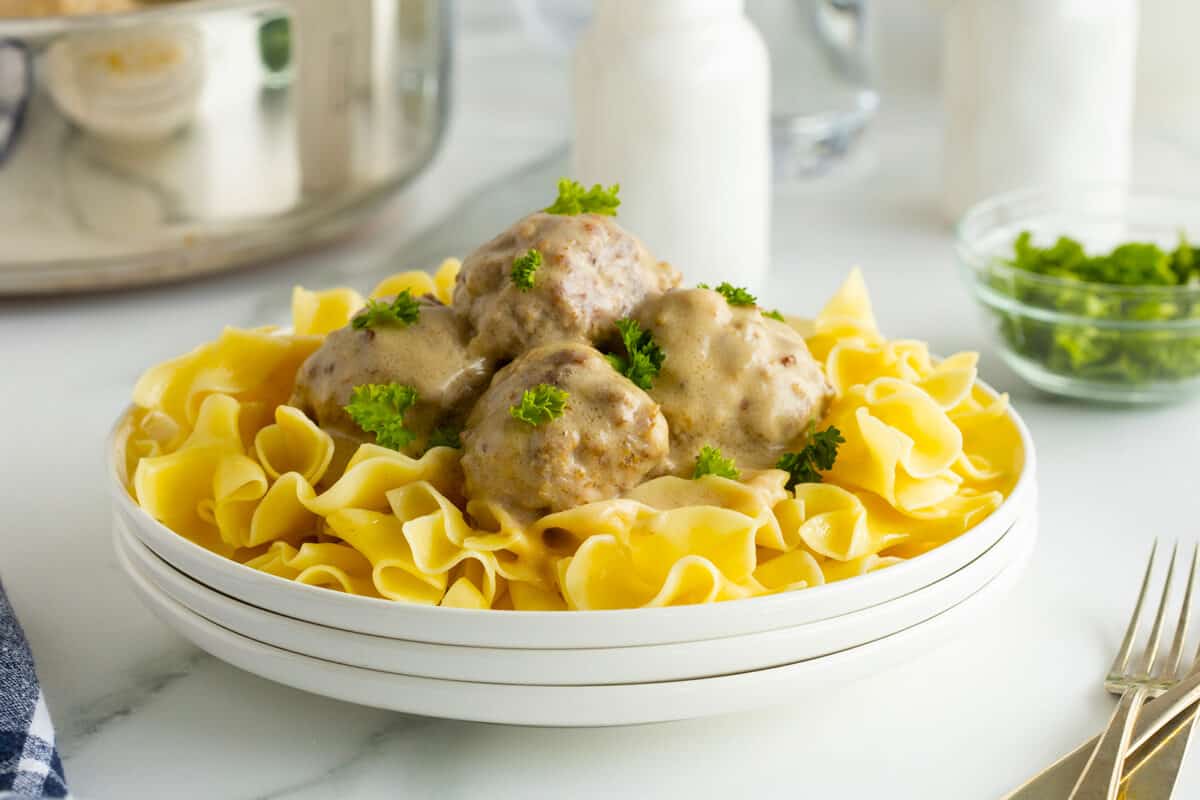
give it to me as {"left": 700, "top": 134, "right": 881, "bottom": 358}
{"left": 633, "top": 288, "right": 832, "bottom": 476}
{"left": 461, "top": 343, "right": 669, "bottom": 519}
{"left": 290, "top": 297, "right": 494, "bottom": 456}
{"left": 453, "top": 212, "right": 680, "bottom": 361}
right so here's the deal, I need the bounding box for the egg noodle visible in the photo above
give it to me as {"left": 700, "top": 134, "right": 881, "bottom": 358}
{"left": 120, "top": 264, "right": 1023, "bottom": 611}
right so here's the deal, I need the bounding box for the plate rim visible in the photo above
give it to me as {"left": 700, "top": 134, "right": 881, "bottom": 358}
{"left": 114, "top": 511, "right": 1036, "bottom": 684}
{"left": 114, "top": 515, "right": 1038, "bottom": 726}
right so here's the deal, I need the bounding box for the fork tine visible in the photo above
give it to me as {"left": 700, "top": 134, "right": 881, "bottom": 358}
{"left": 1111, "top": 541, "right": 1159, "bottom": 677}
{"left": 1190, "top": 546, "right": 1200, "bottom": 675}
{"left": 1164, "top": 543, "right": 1199, "bottom": 681}
{"left": 1138, "top": 542, "right": 1179, "bottom": 675}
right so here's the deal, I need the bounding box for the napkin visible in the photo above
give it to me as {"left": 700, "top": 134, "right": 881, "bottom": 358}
{"left": 0, "top": 579, "right": 69, "bottom": 799}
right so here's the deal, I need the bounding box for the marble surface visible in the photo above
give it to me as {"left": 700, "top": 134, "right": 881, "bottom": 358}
{"left": 4, "top": 5, "right": 1200, "bottom": 799}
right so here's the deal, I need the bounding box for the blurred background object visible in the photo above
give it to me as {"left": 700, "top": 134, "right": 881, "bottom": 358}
{"left": 518, "top": 0, "right": 877, "bottom": 185}
{"left": 43, "top": 20, "right": 204, "bottom": 142}
{"left": 747, "top": 0, "right": 876, "bottom": 181}
{"left": 256, "top": 11, "right": 291, "bottom": 88}
{"left": 0, "top": 40, "right": 30, "bottom": 165}
{"left": 512, "top": 0, "right": 589, "bottom": 55}
{"left": 571, "top": 0, "right": 770, "bottom": 290}
{"left": 940, "top": 0, "right": 1138, "bottom": 221}
{"left": 6, "top": 0, "right": 1199, "bottom": 297}
{"left": 0, "top": 0, "right": 138, "bottom": 16}
{"left": 1137, "top": 0, "right": 1200, "bottom": 153}
{"left": 0, "top": 0, "right": 451, "bottom": 294}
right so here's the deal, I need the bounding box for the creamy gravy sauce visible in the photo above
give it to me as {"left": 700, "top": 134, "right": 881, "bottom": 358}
{"left": 635, "top": 288, "right": 830, "bottom": 474}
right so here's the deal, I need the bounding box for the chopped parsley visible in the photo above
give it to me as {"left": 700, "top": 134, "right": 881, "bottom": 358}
{"left": 544, "top": 178, "right": 621, "bottom": 216}
{"left": 605, "top": 318, "right": 665, "bottom": 390}
{"left": 700, "top": 282, "right": 758, "bottom": 307}
{"left": 693, "top": 445, "right": 740, "bottom": 480}
{"left": 1011, "top": 230, "right": 1191, "bottom": 286}
{"left": 510, "top": 384, "right": 569, "bottom": 426}
{"left": 352, "top": 290, "right": 421, "bottom": 330}
{"left": 776, "top": 424, "right": 845, "bottom": 490}
{"left": 427, "top": 425, "right": 462, "bottom": 450}
{"left": 511, "top": 248, "right": 542, "bottom": 291}
{"left": 986, "top": 231, "right": 1200, "bottom": 386}
{"left": 345, "top": 383, "right": 419, "bottom": 451}
{"left": 763, "top": 309, "right": 786, "bottom": 322}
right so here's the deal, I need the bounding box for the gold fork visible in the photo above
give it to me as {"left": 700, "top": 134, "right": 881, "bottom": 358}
{"left": 1116, "top": 544, "right": 1200, "bottom": 799}
{"left": 1069, "top": 542, "right": 1198, "bottom": 800}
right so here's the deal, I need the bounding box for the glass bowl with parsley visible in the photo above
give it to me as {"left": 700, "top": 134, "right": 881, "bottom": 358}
{"left": 957, "top": 186, "right": 1200, "bottom": 403}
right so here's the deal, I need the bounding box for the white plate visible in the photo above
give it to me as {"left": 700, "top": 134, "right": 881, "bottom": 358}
{"left": 115, "top": 514, "right": 1037, "bottom": 726}
{"left": 115, "top": 510, "right": 1035, "bottom": 685}
{"left": 107, "top": 382, "right": 1037, "bottom": 649}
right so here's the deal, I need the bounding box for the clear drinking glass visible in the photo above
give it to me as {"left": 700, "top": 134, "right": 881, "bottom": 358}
{"left": 745, "top": 0, "right": 878, "bottom": 180}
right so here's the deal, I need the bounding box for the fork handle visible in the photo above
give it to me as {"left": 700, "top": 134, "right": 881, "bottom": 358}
{"left": 1069, "top": 686, "right": 1150, "bottom": 800}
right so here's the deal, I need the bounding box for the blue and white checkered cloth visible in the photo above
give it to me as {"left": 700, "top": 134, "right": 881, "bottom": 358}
{"left": 0, "top": 580, "right": 68, "bottom": 799}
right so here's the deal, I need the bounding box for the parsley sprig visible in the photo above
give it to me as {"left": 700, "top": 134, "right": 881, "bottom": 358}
{"left": 352, "top": 290, "right": 421, "bottom": 330}
{"left": 345, "top": 383, "right": 419, "bottom": 451}
{"left": 510, "top": 384, "right": 569, "bottom": 426}
{"left": 693, "top": 445, "right": 740, "bottom": 480}
{"left": 605, "top": 318, "right": 664, "bottom": 390}
{"left": 699, "top": 282, "right": 757, "bottom": 307}
{"left": 511, "top": 248, "right": 543, "bottom": 291}
{"left": 763, "top": 309, "right": 786, "bottom": 322}
{"left": 427, "top": 425, "right": 462, "bottom": 450}
{"left": 544, "top": 178, "right": 621, "bottom": 216}
{"left": 776, "top": 424, "right": 845, "bottom": 490}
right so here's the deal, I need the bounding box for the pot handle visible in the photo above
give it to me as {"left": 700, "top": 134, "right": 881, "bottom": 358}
{"left": 0, "top": 39, "right": 31, "bottom": 167}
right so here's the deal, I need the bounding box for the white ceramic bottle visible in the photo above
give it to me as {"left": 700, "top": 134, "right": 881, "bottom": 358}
{"left": 941, "top": 0, "right": 1139, "bottom": 221}
{"left": 571, "top": 0, "right": 770, "bottom": 289}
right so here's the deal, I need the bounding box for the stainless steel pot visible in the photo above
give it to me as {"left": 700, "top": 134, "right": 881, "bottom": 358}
{"left": 0, "top": 0, "right": 451, "bottom": 293}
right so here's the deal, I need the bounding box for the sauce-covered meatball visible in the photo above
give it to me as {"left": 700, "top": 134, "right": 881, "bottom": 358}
{"left": 633, "top": 288, "right": 832, "bottom": 475}
{"left": 461, "top": 343, "right": 669, "bottom": 519}
{"left": 290, "top": 297, "right": 494, "bottom": 456}
{"left": 453, "top": 212, "right": 681, "bottom": 361}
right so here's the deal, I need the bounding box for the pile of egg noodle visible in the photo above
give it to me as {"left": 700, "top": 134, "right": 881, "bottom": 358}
{"left": 120, "top": 265, "right": 1023, "bottom": 611}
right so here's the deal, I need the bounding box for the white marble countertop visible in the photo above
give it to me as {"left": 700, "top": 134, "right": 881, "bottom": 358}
{"left": 5, "top": 5, "right": 1200, "bottom": 799}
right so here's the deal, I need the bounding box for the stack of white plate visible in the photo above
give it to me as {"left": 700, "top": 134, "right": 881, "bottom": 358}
{"left": 109, "top": 404, "right": 1038, "bottom": 727}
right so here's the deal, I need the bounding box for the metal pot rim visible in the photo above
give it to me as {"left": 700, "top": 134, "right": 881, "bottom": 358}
{"left": 0, "top": 0, "right": 281, "bottom": 37}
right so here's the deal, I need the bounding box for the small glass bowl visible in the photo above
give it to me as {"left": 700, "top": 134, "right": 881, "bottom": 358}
{"left": 956, "top": 185, "right": 1200, "bottom": 404}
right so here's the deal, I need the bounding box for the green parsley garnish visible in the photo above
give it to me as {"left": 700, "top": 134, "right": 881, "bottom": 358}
{"left": 511, "top": 248, "right": 542, "bottom": 291}
{"left": 345, "top": 383, "right": 419, "bottom": 451}
{"left": 700, "top": 282, "right": 757, "bottom": 307}
{"left": 776, "top": 424, "right": 845, "bottom": 490}
{"left": 352, "top": 290, "right": 421, "bottom": 330}
{"left": 989, "top": 231, "right": 1200, "bottom": 385}
{"left": 509, "top": 384, "right": 569, "bottom": 426}
{"left": 1011, "top": 230, "right": 1189, "bottom": 286}
{"left": 763, "top": 309, "right": 786, "bottom": 322}
{"left": 544, "top": 178, "right": 621, "bottom": 216}
{"left": 427, "top": 425, "right": 462, "bottom": 450}
{"left": 692, "top": 445, "right": 740, "bottom": 480}
{"left": 605, "top": 318, "right": 665, "bottom": 390}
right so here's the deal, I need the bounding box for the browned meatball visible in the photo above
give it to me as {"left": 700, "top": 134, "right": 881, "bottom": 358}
{"left": 633, "top": 288, "right": 832, "bottom": 476}
{"left": 460, "top": 343, "right": 669, "bottom": 519}
{"left": 453, "top": 212, "right": 680, "bottom": 361}
{"left": 290, "top": 297, "right": 494, "bottom": 456}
